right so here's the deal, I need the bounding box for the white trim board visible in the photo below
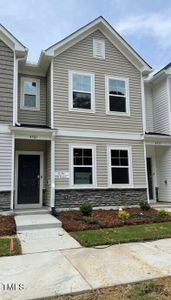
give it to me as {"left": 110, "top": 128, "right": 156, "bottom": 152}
{"left": 55, "top": 186, "right": 147, "bottom": 190}
{"left": 0, "top": 24, "right": 27, "bottom": 52}
{"left": 15, "top": 151, "right": 43, "bottom": 209}
{"left": 57, "top": 128, "right": 144, "bottom": 140}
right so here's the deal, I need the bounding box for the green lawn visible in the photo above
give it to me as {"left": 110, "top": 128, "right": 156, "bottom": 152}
{"left": 71, "top": 222, "right": 171, "bottom": 247}
{"left": 0, "top": 237, "right": 21, "bottom": 257}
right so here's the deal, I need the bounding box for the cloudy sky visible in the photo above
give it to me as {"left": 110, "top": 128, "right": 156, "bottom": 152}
{"left": 0, "top": 0, "right": 171, "bottom": 72}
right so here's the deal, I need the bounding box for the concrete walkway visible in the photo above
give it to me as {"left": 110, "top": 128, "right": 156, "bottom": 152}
{"left": 15, "top": 214, "right": 80, "bottom": 254}
{"left": 17, "top": 228, "right": 80, "bottom": 254}
{"left": 0, "top": 238, "right": 171, "bottom": 300}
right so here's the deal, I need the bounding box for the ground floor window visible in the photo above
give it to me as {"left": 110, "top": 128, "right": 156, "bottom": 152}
{"left": 71, "top": 145, "right": 95, "bottom": 186}
{"left": 108, "top": 146, "right": 132, "bottom": 186}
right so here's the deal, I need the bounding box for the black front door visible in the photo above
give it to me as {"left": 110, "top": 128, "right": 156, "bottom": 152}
{"left": 147, "top": 157, "right": 154, "bottom": 200}
{"left": 18, "top": 155, "right": 40, "bottom": 205}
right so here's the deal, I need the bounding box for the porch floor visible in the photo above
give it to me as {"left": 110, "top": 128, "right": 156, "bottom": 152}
{"left": 14, "top": 207, "right": 49, "bottom": 215}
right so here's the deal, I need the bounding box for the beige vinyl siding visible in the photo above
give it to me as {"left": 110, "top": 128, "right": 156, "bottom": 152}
{"left": 145, "top": 84, "right": 154, "bottom": 132}
{"left": 15, "top": 140, "right": 47, "bottom": 188}
{"left": 18, "top": 74, "right": 47, "bottom": 126}
{"left": 0, "top": 39, "right": 13, "bottom": 124}
{"left": 0, "top": 133, "right": 12, "bottom": 190}
{"left": 46, "top": 66, "right": 51, "bottom": 127}
{"left": 53, "top": 30, "right": 143, "bottom": 133}
{"left": 55, "top": 136, "right": 146, "bottom": 189}
{"left": 152, "top": 79, "right": 170, "bottom": 134}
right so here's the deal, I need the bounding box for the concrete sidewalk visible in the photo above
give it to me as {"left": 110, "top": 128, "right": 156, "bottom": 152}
{"left": 0, "top": 238, "right": 171, "bottom": 300}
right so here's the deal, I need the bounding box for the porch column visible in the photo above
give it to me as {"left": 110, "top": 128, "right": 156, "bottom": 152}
{"left": 51, "top": 134, "right": 55, "bottom": 208}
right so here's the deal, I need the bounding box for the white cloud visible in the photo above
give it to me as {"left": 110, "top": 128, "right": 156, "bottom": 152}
{"left": 116, "top": 13, "right": 171, "bottom": 50}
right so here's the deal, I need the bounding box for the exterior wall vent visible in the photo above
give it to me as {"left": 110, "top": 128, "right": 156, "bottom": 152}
{"left": 93, "top": 39, "right": 105, "bottom": 59}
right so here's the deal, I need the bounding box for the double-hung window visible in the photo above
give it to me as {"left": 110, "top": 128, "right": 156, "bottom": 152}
{"left": 69, "top": 71, "right": 95, "bottom": 112}
{"left": 71, "top": 145, "right": 95, "bottom": 186}
{"left": 106, "top": 76, "right": 129, "bottom": 115}
{"left": 108, "top": 146, "right": 132, "bottom": 187}
{"left": 20, "top": 77, "right": 40, "bottom": 110}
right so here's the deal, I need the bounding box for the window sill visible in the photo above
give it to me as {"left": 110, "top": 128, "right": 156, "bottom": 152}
{"left": 70, "top": 184, "right": 96, "bottom": 189}
{"left": 106, "top": 111, "right": 130, "bottom": 117}
{"left": 69, "top": 108, "right": 95, "bottom": 114}
{"left": 20, "top": 106, "right": 40, "bottom": 111}
{"left": 108, "top": 184, "right": 133, "bottom": 189}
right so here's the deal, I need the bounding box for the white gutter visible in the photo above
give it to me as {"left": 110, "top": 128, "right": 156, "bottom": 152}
{"left": 13, "top": 53, "right": 27, "bottom": 126}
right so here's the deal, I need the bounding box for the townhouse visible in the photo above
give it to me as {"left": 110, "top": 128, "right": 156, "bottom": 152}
{"left": 0, "top": 16, "right": 169, "bottom": 211}
{"left": 145, "top": 64, "right": 171, "bottom": 203}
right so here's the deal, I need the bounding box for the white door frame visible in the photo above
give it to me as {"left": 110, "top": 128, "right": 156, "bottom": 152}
{"left": 146, "top": 144, "right": 158, "bottom": 203}
{"left": 15, "top": 151, "right": 43, "bottom": 209}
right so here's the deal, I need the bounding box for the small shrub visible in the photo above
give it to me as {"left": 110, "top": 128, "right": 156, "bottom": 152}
{"left": 157, "top": 210, "right": 171, "bottom": 217}
{"left": 82, "top": 216, "right": 97, "bottom": 224}
{"left": 118, "top": 210, "right": 130, "bottom": 220}
{"left": 80, "top": 203, "right": 92, "bottom": 216}
{"left": 139, "top": 201, "right": 151, "bottom": 211}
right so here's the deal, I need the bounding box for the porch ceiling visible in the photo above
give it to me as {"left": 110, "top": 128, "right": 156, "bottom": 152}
{"left": 145, "top": 134, "right": 171, "bottom": 146}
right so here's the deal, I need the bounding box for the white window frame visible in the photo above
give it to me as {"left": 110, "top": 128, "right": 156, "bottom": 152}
{"left": 107, "top": 145, "right": 133, "bottom": 188}
{"left": 105, "top": 76, "right": 130, "bottom": 116}
{"left": 69, "top": 144, "right": 96, "bottom": 188}
{"left": 20, "top": 77, "right": 40, "bottom": 111}
{"left": 93, "top": 38, "right": 105, "bottom": 59}
{"left": 69, "top": 70, "right": 95, "bottom": 113}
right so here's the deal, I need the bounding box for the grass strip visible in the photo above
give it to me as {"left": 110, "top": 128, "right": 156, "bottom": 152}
{"left": 71, "top": 222, "right": 171, "bottom": 247}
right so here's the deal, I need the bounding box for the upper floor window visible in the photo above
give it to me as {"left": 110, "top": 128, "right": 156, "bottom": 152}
{"left": 93, "top": 39, "right": 105, "bottom": 59}
{"left": 106, "top": 76, "right": 129, "bottom": 115}
{"left": 69, "top": 70, "right": 95, "bottom": 112}
{"left": 20, "top": 77, "right": 40, "bottom": 110}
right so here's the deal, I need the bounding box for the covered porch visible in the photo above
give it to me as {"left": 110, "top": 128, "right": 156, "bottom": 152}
{"left": 10, "top": 126, "right": 55, "bottom": 210}
{"left": 145, "top": 134, "right": 171, "bottom": 204}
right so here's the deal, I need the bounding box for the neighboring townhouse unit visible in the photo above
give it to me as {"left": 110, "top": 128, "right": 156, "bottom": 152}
{"left": 145, "top": 64, "right": 171, "bottom": 203}
{"left": 0, "top": 17, "right": 155, "bottom": 211}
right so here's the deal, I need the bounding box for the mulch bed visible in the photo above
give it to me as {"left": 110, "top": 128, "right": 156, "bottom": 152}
{"left": 0, "top": 215, "right": 16, "bottom": 236}
{"left": 56, "top": 208, "right": 171, "bottom": 232}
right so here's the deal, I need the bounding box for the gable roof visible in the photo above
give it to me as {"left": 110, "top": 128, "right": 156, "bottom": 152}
{"left": 0, "top": 23, "right": 27, "bottom": 56}
{"left": 153, "top": 62, "right": 171, "bottom": 77}
{"left": 44, "top": 16, "right": 152, "bottom": 75}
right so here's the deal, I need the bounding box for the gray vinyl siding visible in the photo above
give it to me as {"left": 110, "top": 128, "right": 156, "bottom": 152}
{"left": 145, "top": 84, "right": 154, "bottom": 132}
{"left": 53, "top": 30, "right": 143, "bottom": 133}
{"left": 0, "top": 133, "right": 12, "bottom": 190}
{"left": 18, "top": 74, "right": 47, "bottom": 126}
{"left": 46, "top": 66, "right": 51, "bottom": 127}
{"left": 0, "top": 40, "right": 13, "bottom": 124}
{"left": 152, "top": 79, "right": 170, "bottom": 134}
{"left": 55, "top": 136, "right": 146, "bottom": 189}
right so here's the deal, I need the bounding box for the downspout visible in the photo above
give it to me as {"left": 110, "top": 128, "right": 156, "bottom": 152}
{"left": 141, "top": 70, "right": 149, "bottom": 202}
{"left": 11, "top": 52, "right": 27, "bottom": 210}
{"left": 14, "top": 52, "right": 27, "bottom": 126}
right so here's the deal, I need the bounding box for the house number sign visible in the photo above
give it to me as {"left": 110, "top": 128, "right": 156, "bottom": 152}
{"left": 29, "top": 135, "right": 39, "bottom": 139}
{"left": 55, "top": 171, "right": 69, "bottom": 178}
